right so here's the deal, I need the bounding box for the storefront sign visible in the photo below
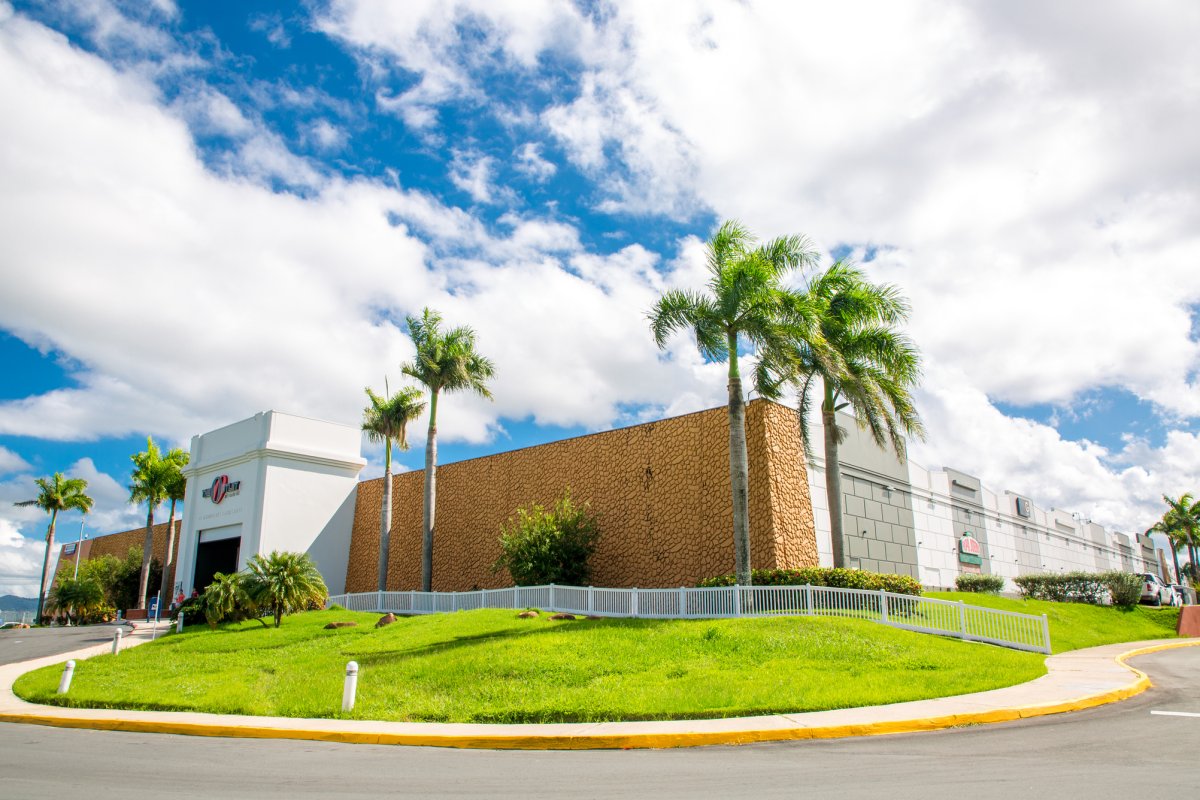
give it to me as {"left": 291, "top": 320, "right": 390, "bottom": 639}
{"left": 959, "top": 533, "right": 983, "bottom": 565}
{"left": 201, "top": 474, "right": 241, "bottom": 505}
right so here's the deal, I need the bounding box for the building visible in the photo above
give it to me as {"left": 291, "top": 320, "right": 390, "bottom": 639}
{"left": 53, "top": 401, "right": 1165, "bottom": 598}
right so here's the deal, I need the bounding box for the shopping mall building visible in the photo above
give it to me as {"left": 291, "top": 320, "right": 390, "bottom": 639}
{"left": 54, "top": 401, "right": 1165, "bottom": 599}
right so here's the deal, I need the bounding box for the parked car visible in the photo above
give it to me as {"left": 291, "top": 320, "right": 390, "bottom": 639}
{"left": 1139, "top": 573, "right": 1174, "bottom": 606}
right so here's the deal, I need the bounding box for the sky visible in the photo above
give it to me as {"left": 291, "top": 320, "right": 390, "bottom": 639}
{"left": 1, "top": 0, "right": 1198, "bottom": 596}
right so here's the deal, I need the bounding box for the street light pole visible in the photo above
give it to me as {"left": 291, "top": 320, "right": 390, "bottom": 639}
{"left": 73, "top": 516, "right": 85, "bottom": 580}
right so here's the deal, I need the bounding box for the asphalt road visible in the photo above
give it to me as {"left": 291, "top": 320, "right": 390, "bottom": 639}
{"left": 0, "top": 624, "right": 135, "bottom": 665}
{"left": 1, "top": 645, "right": 1197, "bottom": 799}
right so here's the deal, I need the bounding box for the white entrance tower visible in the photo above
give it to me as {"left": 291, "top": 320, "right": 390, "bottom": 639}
{"left": 175, "top": 411, "right": 365, "bottom": 597}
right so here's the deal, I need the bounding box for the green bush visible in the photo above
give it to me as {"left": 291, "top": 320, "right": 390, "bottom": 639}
{"left": 697, "top": 568, "right": 922, "bottom": 597}
{"left": 493, "top": 490, "right": 601, "bottom": 586}
{"left": 1101, "top": 571, "right": 1143, "bottom": 608}
{"left": 955, "top": 574, "right": 1005, "bottom": 593}
{"left": 1014, "top": 571, "right": 1143, "bottom": 606}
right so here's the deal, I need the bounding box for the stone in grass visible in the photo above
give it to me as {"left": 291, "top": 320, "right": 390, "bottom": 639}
{"left": 376, "top": 613, "right": 397, "bottom": 628}
{"left": 547, "top": 613, "right": 577, "bottom": 621}
{"left": 517, "top": 610, "right": 539, "bottom": 619}
{"left": 324, "top": 621, "right": 358, "bottom": 629}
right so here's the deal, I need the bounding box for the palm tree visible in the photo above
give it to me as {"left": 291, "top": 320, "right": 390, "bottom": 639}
{"left": 129, "top": 437, "right": 181, "bottom": 610}
{"left": 201, "top": 571, "right": 254, "bottom": 629}
{"left": 243, "top": 551, "right": 328, "bottom": 628}
{"left": 649, "top": 220, "right": 821, "bottom": 585}
{"left": 780, "top": 261, "right": 925, "bottom": 569}
{"left": 362, "top": 382, "right": 426, "bottom": 592}
{"left": 14, "top": 472, "right": 94, "bottom": 622}
{"left": 156, "top": 449, "right": 189, "bottom": 610}
{"left": 1150, "top": 494, "right": 1198, "bottom": 582}
{"left": 48, "top": 575, "right": 103, "bottom": 625}
{"left": 402, "top": 308, "right": 495, "bottom": 592}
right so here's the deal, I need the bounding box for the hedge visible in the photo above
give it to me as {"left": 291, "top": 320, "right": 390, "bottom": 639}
{"left": 698, "top": 567, "right": 922, "bottom": 596}
{"left": 1013, "top": 570, "right": 1144, "bottom": 608}
{"left": 955, "top": 574, "right": 1005, "bottom": 593}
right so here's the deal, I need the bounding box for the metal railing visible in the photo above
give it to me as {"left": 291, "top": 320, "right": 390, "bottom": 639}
{"left": 327, "top": 584, "right": 1051, "bottom": 654}
{"left": 1, "top": 610, "right": 34, "bottom": 625}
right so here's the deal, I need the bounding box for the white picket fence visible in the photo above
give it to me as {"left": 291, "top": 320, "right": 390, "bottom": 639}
{"left": 327, "top": 584, "right": 1051, "bottom": 654}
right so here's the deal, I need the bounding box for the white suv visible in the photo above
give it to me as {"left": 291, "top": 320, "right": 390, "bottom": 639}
{"left": 1139, "top": 573, "right": 1173, "bottom": 606}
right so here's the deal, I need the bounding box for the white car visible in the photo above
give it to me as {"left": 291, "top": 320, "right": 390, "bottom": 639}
{"left": 1139, "top": 574, "right": 1174, "bottom": 606}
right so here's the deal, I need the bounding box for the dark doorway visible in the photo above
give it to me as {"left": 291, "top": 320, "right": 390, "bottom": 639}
{"left": 193, "top": 537, "right": 241, "bottom": 592}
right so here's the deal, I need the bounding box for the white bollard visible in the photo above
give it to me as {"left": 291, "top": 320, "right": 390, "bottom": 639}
{"left": 112, "top": 628, "right": 122, "bottom": 654}
{"left": 177, "top": 613, "right": 185, "bottom": 634}
{"left": 342, "top": 661, "right": 359, "bottom": 713}
{"left": 57, "top": 660, "right": 76, "bottom": 694}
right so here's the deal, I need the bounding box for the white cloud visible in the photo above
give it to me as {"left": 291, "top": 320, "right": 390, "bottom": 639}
{"left": 513, "top": 142, "right": 556, "bottom": 182}
{"left": 0, "top": 518, "right": 47, "bottom": 597}
{"left": 448, "top": 149, "right": 497, "bottom": 204}
{"left": 0, "top": 446, "right": 30, "bottom": 475}
{"left": 307, "top": 119, "right": 346, "bottom": 151}
{"left": 0, "top": 8, "right": 719, "bottom": 453}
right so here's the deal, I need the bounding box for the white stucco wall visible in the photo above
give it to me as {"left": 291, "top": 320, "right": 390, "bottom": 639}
{"left": 176, "top": 411, "right": 365, "bottom": 597}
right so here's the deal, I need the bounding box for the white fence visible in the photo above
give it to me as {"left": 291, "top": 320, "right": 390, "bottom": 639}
{"left": 328, "top": 584, "right": 1051, "bottom": 654}
{"left": 1, "top": 610, "right": 34, "bottom": 625}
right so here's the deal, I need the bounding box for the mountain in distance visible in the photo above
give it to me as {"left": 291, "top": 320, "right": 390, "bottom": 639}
{"left": 0, "top": 595, "right": 38, "bottom": 612}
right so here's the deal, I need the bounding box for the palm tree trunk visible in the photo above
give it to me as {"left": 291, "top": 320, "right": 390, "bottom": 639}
{"left": 158, "top": 499, "right": 178, "bottom": 610}
{"left": 727, "top": 337, "right": 751, "bottom": 587}
{"left": 138, "top": 505, "right": 154, "bottom": 609}
{"left": 378, "top": 440, "right": 392, "bottom": 592}
{"left": 1170, "top": 540, "right": 1183, "bottom": 584}
{"left": 35, "top": 509, "right": 59, "bottom": 623}
{"left": 823, "top": 384, "right": 846, "bottom": 569}
{"left": 421, "top": 389, "right": 440, "bottom": 592}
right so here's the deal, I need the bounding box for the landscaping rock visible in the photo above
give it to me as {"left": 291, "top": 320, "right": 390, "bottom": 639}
{"left": 548, "top": 613, "right": 577, "bottom": 621}
{"left": 375, "top": 613, "right": 397, "bottom": 628}
{"left": 517, "top": 610, "right": 539, "bottom": 618}
{"left": 324, "top": 621, "right": 358, "bottom": 629}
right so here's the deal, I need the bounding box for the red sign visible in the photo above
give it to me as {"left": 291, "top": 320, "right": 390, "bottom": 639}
{"left": 960, "top": 534, "right": 982, "bottom": 556}
{"left": 201, "top": 474, "right": 241, "bottom": 504}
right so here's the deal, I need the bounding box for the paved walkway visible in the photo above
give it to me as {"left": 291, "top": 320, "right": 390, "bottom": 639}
{"left": 1, "top": 629, "right": 1196, "bottom": 750}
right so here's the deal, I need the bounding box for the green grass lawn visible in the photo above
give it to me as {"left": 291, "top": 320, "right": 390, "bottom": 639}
{"left": 14, "top": 609, "right": 1047, "bottom": 723}
{"left": 932, "top": 592, "right": 1181, "bottom": 653}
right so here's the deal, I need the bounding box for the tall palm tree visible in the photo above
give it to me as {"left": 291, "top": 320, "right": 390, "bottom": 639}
{"left": 156, "top": 448, "right": 189, "bottom": 610}
{"left": 14, "top": 472, "right": 94, "bottom": 623}
{"left": 649, "top": 220, "right": 821, "bottom": 586}
{"left": 362, "top": 382, "right": 426, "bottom": 592}
{"left": 402, "top": 308, "right": 495, "bottom": 592}
{"left": 786, "top": 261, "right": 925, "bottom": 569}
{"left": 1150, "top": 493, "right": 1198, "bottom": 582}
{"left": 129, "top": 437, "right": 180, "bottom": 610}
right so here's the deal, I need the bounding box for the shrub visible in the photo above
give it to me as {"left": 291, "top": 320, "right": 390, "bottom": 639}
{"left": 1014, "top": 571, "right": 1143, "bottom": 606}
{"left": 243, "top": 551, "right": 328, "bottom": 628}
{"left": 176, "top": 596, "right": 207, "bottom": 625}
{"left": 1101, "top": 571, "right": 1143, "bottom": 608}
{"left": 493, "top": 490, "right": 601, "bottom": 586}
{"left": 955, "top": 574, "right": 1005, "bottom": 593}
{"left": 697, "top": 567, "right": 922, "bottom": 597}
{"left": 202, "top": 572, "right": 264, "bottom": 629}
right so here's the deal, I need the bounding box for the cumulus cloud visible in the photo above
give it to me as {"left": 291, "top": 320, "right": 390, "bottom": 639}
{"left": 0, "top": 446, "right": 30, "bottom": 475}
{"left": 5, "top": 0, "right": 1200, "bottom": 552}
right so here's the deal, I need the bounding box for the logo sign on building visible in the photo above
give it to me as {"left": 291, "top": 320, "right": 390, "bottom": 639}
{"left": 1015, "top": 497, "right": 1032, "bottom": 518}
{"left": 201, "top": 474, "right": 241, "bottom": 505}
{"left": 959, "top": 533, "right": 983, "bottom": 566}
{"left": 63, "top": 543, "right": 76, "bottom": 555}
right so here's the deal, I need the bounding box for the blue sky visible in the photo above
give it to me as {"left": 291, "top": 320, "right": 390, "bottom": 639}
{"left": 1, "top": 0, "right": 1198, "bottom": 595}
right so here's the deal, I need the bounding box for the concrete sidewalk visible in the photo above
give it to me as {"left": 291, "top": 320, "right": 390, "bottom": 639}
{"left": 1, "top": 632, "right": 1196, "bottom": 750}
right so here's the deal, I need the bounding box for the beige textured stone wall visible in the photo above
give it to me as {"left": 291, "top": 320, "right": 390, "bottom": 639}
{"left": 346, "top": 399, "right": 818, "bottom": 592}
{"left": 52, "top": 520, "right": 182, "bottom": 590}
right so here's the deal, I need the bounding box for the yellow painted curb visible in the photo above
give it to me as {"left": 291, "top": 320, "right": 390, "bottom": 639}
{"left": 3, "top": 639, "right": 1197, "bottom": 750}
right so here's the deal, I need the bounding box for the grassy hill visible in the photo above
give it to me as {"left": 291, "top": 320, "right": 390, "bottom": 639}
{"left": 932, "top": 592, "right": 1180, "bottom": 653}
{"left": 16, "top": 608, "right": 1047, "bottom": 723}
